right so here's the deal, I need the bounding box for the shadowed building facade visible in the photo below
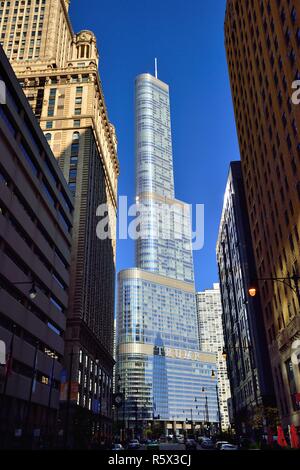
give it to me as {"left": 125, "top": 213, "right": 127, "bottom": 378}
{"left": 0, "top": 0, "right": 119, "bottom": 445}
{"left": 117, "top": 73, "right": 218, "bottom": 437}
{"left": 217, "top": 162, "right": 275, "bottom": 435}
{"left": 0, "top": 44, "right": 73, "bottom": 447}
{"left": 225, "top": 0, "right": 300, "bottom": 429}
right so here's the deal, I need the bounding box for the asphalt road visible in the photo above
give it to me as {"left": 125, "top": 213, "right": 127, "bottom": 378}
{"left": 143, "top": 442, "right": 206, "bottom": 451}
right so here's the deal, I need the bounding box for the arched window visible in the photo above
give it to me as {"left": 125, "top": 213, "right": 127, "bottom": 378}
{"left": 72, "top": 131, "right": 80, "bottom": 141}
{"left": 45, "top": 133, "right": 52, "bottom": 142}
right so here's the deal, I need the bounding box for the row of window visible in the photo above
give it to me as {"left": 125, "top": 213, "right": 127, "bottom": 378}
{"left": 0, "top": 163, "right": 69, "bottom": 270}
{"left": 0, "top": 106, "right": 72, "bottom": 235}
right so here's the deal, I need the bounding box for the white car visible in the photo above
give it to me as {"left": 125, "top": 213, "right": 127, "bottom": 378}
{"left": 215, "top": 441, "right": 230, "bottom": 450}
{"left": 220, "top": 443, "right": 238, "bottom": 451}
{"left": 112, "top": 443, "right": 124, "bottom": 451}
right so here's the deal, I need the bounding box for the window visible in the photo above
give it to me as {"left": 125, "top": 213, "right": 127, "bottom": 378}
{"left": 68, "top": 182, "right": 76, "bottom": 193}
{"left": 69, "top": 169, "right": 77, "bottom": 180}
{"left": 20, "top": 141, "right": 38, "bottom": 176}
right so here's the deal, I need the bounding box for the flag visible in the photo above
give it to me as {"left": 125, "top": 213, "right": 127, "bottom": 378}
{"left": 289, "top": 424, "right": 300, "bottom": 449}
{"left": 277, "top": 425, "right": 288, "bottom": 448}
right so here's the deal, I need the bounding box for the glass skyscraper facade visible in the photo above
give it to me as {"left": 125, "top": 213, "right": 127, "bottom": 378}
{"left": 117, "top": 73, "right": 217, "bottom": 434}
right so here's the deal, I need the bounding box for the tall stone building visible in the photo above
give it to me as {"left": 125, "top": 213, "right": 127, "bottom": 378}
{"left": 0, "top": 0, "right": 119, "bottom": 445}
{"left": 225, "top": 0, "right": 300, "bottom": 430}
{"left": 196, "top": 284, "right": 231, "bottom": 431}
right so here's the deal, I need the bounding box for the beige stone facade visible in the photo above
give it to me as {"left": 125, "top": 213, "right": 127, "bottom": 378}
{"left": 0, "top": 0, "right": 119, "bottom": 444}
{"left": 225, "top": 0, "right": 300, "bottom": 429}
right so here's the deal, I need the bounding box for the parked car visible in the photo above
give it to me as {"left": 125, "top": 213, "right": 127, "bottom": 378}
{"left": 185, "top": 439, "right": 197, "bottom": 450}
{"left": 147, "top": 440, "right": 159, "bottom": 450}
{"left": 220, "top": 443, "right": 238, "bottom": 451}
{"left": 127, "top": 439, "right": 141, "bottom": 450}
{"left": 201, "top": 438, "right": 215, "bottom": 449}
{"left": 215, "top": 441, "right": 230, "bottom": 450}
{"left": 112, "top": 443, "right": 124, "bottom": 451}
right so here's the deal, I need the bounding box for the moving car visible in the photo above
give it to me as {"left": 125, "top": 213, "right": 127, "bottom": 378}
{"left": 220, "top": 443, "right": 238, "bottom": 451}
{"left": 147, "top": 440, "right": 159, "bottom": 450}
{"left": 201, "top": 438, "right": 215, "bottom": 449}
{"left": 127, "top": 439, "right": 141, "bottom": 450}
{"left": 185, "top": 439, "right": 197, "bottom": 450}
{"left": 215, "top": 441, "right": 230, "bottom": 450}
{"left": 112, "top": 443, "right": 124, "bottom": 451}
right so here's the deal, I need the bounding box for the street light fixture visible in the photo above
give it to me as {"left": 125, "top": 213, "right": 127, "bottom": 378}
{"left": 247, "top": 274, "right": 300, "bottom": 305}
{"left": 0, "top": 280, "right": 38, "bottom": 299}
{"left": 211, "top": 369, "right": 222, "bottom": 434}
{"left": 29, "top": 283, "right": 37, "bottom": 300}
{"left": 248, "top": 286, "right": 257, "bottom": 297}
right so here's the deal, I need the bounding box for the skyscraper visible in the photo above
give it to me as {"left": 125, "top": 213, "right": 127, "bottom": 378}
{"left": 0, "top": 0, "right": 119, "bottom": 444}
{"left": 196, "top": 284, "right": 231, "bottom": 431}
{"left": 0, "top": 44, "right": 73, "bottom": 446}
{"left": 117, "top": 72, "right": 218, "bottom": 437}
{"left": 217, "top": 162, "right": 275, "bottom": 434}
{"left": 225, "top": 0, "right": 300, "bottom": 429}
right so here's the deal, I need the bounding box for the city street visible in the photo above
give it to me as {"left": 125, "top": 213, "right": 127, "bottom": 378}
{"left": 134, "top": 442, "right": 206, "bottom": 451}
{"left": 0, "top": 0, "right": 300, "bottom": 455}
{"left": 159, "top": 443, "right": 204, "bottom": 451}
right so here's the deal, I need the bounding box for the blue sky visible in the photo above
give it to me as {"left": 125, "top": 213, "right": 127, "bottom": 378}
{"left": 70, "top": 0, "right": 240, "bottom": 291}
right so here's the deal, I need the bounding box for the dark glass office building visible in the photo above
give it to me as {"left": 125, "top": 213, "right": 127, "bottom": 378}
{"left": 217, "top": 162, "right": 275, "bottom": 435}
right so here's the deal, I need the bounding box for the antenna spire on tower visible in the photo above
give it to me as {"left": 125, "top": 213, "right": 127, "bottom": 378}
{"left": 155, "top": 58, "right": 158, "bottom": 79}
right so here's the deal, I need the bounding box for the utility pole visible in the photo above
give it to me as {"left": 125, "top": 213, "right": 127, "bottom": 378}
{"left": 46, "top": 354, "right": 56, "bottom": 446}
{"left": 24, "top": 340, "right": 39, "bottom": 447}
{"left": 64, "top": 348, "right": 74, "bottom": 449}
{"left": 216, "top": 384, "right": 222, "bottom": 434}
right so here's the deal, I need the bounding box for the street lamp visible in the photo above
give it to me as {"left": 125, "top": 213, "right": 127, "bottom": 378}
{"left": 0, "top": 280, "right": 38, "bottom": 299}
{"left": 247, "top": 273, "right": 300, "bottom": 306}
{"left": 29, "top": 283, "right": 37, "bottom": 300}
{"left": 248, "top": 286, "right": 257, "bottom": 298}
{"left": 211, "top": 370, "right": 222, "bottom": 434}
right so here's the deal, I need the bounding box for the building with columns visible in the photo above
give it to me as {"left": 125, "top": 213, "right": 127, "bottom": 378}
{"left": 0, "top": 0, "right": 119, "bottom": 446}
